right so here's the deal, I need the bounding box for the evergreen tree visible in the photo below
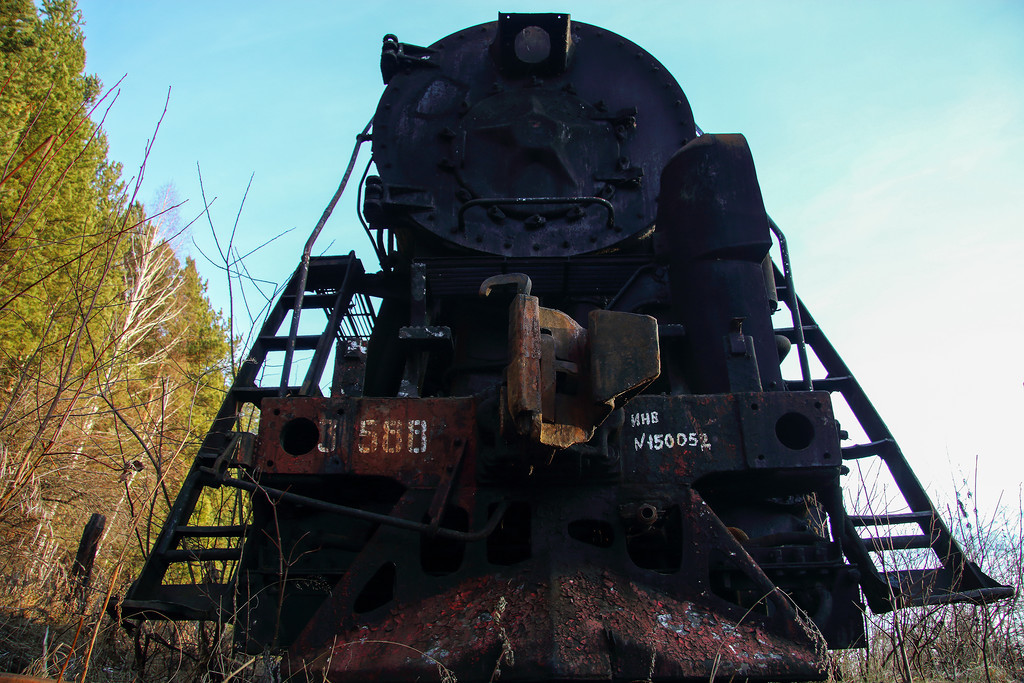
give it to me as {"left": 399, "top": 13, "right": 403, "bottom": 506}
{"left": 0, "top": 0, "right": 231, "bottom": 604}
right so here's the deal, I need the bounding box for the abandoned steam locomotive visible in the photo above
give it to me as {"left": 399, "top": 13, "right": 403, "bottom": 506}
{"left": 121, "top": 13, "right": 1012, "bottom": 681}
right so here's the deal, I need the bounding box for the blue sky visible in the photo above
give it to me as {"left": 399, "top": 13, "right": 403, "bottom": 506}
{"left": 76, "top": 1, "right": 1024, "bottom": 511}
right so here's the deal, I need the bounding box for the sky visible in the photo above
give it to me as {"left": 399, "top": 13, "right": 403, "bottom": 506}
{"left": 74, "top": 1, "right": 1024, "bottom": 515}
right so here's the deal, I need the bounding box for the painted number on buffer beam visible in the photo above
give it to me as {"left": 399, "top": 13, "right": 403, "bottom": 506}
{"left": 630, "top": 410, "right": 711, "bottom": 452}
{"left": 357, "top": 419, "right": 428, "bottom": 454}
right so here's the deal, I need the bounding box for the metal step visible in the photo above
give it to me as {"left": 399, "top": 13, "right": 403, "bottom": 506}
{"left": 865, "top": 534, "right": 934, "bottom": 552}
{"left": 174, "top": 525, "right": 247, "bottom": 538}
{"left": 256, "top": 334, "right": 326, "bottom": 351}
{"left": 121, "top": 584, "right": 235, "bottom": 621}
{"left": 841, "top": 438, "right": 897, "bottom": 461}
{"left": 773, "top": 325, "right": 820, "bottom": 341}
{"left": 161, "top": 548, "right": 243, "bottom": 562}
{"left": 280, "top": 292, "right": 343, "bottom": 309}
{"left": 811, "top": 375, "right": 854, "bottom": 392}
{"left": 849, "top": 511, "right": 934, "bottom": 527}
{"left": 881, "top": 569, "right": 1015, "bottom": 607}
{"left": 231, "top": 386, "right": 306, "bottom": 404}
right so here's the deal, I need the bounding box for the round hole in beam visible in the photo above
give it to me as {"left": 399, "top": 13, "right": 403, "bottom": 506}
{"left": 775, "top": 412, "right": 815, "bottom": 451}
{"left": 280, "top": 417, "right": 319, "bottom": 455}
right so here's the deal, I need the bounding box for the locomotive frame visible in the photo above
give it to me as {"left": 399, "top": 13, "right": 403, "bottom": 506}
{"left": 120, "top": 13, "right": 1011, "bottom": 682}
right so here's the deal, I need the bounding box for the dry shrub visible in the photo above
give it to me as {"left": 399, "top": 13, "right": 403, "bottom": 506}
{"left": 840, "top": 475, "right": 1023, "bottom": 683}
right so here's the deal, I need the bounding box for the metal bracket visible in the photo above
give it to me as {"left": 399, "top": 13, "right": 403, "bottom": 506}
{"left": 381, "top": 34, "right": 439, "bottom": 84}
{"left": 458, "top": 196, "right": 614, "bottom": 233}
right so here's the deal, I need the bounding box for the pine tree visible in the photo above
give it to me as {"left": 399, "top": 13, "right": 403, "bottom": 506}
{"left": 0, "top": 0, "right": 232, "bottom": 612}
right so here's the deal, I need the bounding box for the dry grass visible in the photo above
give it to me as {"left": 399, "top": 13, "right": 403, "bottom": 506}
{"left": 839, "top": 479, "right": 1024, "bottom": 683}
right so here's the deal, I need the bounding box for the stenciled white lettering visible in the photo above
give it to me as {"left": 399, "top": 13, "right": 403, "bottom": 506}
{"left": 630, "top": 411, "right": 660, "bottom": 428}
{"left": 408, "top": 419, "right": 427, "bottom": 453}
{"left": 357, "top": 418, "right": 431, "bottom": 455}
{"left": 632, "top": 429, "right": 712, "bottom": 453}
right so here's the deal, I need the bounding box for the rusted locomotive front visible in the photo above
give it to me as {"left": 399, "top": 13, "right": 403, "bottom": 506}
{"left": 120, "top": 13, "right": 1012, "bottom": 682}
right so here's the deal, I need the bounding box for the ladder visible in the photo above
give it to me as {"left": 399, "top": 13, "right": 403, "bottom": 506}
{"left": 773, "top": 266, "right": 1012, "bottom": 612}
{"left": 121, "top": 254, "right": 369, "bottom": 620}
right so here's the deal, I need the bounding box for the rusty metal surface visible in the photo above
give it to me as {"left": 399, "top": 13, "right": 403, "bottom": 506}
{"left": 256, "top": 396, "right": 476, "bottom": 483}
{"left": 291, "top": 569, "right": 823, "bottom": 682}
{"left": 536, "top": 303, "right": 590, "bottom": 447}
{"left": 501, "top": 291, "right": 661, "bottom": 451}
{"left": 286, "top": 484, "right": 828, "bottom": 681}
{"left": 505, "top": 293, "right": 543, "bottom": 441}
{"left": 271, "top": 387, "right": 845, "bottom": 680}
{"left": 589, "top": 308, "right": 660, "bottom": 404}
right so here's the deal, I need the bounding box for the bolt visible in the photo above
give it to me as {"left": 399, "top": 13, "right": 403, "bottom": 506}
{"left": 488, "top": 206, "right": 506, "bottom": 223}
{"left": 525, "top": 214, "right": 546, "bottom": 230}
{"left": 637, "top": 503, "right": 659, "bottom": 525}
